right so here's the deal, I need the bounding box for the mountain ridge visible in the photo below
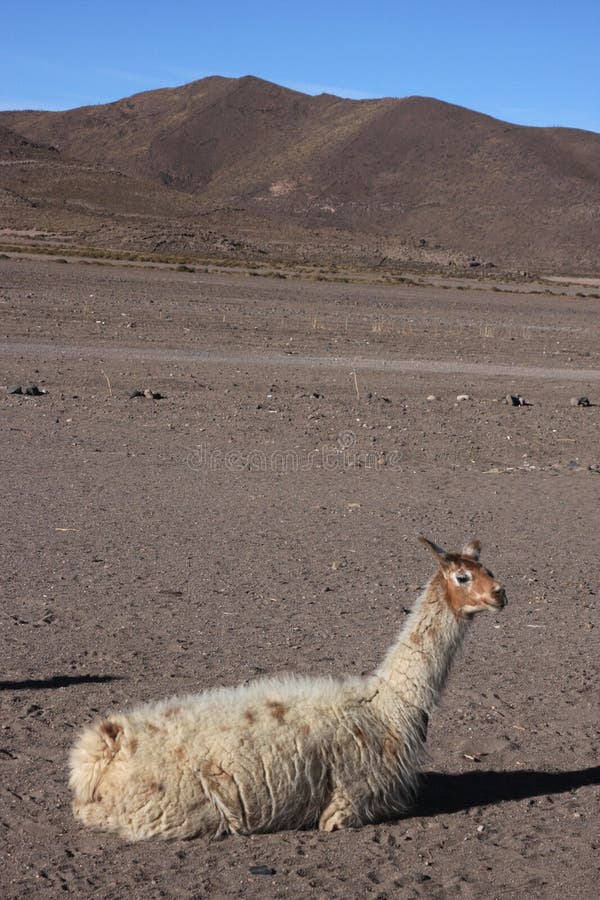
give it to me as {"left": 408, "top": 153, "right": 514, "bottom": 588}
{"left": 1, "top": 75, "right": 599, "bottom": 273}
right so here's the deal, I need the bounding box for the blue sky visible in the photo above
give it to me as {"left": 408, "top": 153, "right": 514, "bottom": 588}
{"left": 2, "top": 0, "right": 599, "bottom": 132}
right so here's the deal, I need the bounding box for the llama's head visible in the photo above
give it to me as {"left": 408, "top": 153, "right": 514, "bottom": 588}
{"left": 419, "top": 535, "right": 507, "bottom": 619}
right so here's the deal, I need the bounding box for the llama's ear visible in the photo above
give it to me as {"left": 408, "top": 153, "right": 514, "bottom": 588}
{"left": 462, "top": 539, "right": 481, "bottom": 561}
{"left": 418, "top": 535, "right": 450, "bottom": 563}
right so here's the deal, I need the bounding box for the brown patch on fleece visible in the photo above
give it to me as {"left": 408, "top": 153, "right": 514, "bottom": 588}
{"left": 266, "top": 700, "right": 286, "bottom": 723}
{"left": 146, "top": 781, "right": 165, "bottom": 794}
{"left": 201, "top": 759, "right": 225, "bottom": 779}
{"left": 100, "top": 721, "right": 122, "bottom": 743}
{"left": 144, "top": 722, "right": 164, "bottom": 734}
{"left": 352, "top": 724, "right": 366, "bottom": 741}
{"left": 383, "top": 736, "right": 400, "bottom": 760}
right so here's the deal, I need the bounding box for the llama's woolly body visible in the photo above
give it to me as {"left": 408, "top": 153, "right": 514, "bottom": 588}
{"left": 70, "top": 672, "right": 433, "bottom": 840}
{"left": 70, "top": 541, "right": 504, "bottom": 841}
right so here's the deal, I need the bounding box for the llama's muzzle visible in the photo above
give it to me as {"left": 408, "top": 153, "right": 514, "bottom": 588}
{"left": 489, "top": 586, "right": 507, "bottom": 609}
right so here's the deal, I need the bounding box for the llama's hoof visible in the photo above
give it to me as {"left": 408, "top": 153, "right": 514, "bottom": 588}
{"left": 318, "top": 798, "right": 357, "bottom": 832}
{"left": 319, "top": 811, "right": 346, "bottom": 832}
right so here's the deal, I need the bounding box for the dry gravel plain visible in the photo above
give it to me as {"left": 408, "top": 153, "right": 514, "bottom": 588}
{"left": 1, "top": 257, "right": 599, "bottom": 899}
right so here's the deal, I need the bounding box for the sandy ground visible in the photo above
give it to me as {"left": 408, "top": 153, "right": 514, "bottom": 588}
{"left": 1, "top": 258, "right": 599, "bottom": 899}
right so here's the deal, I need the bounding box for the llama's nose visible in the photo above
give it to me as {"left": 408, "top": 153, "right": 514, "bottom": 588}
{"left": 492, "top": 585, "right": 507, "bottom": 608}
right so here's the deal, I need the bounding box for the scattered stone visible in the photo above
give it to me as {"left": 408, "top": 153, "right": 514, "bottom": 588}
{"left": 589, "top": 464, "right": 600, "bottom": 475}
{"left": 25, "top": 384, "right": 46, "bottom": 396}
{"left": 456, "top": 394, "right": 471, "bottom": 401}
{"left": 127, "top": 388, "right": 165, "bottom": 400}
{"left": 415, "top": 873, "right": 432, "bottom": 883}
{"left": 576, "top": 396, "right": 591, "bottom": 407}
{"left": 366, "top": 391, "right": 391, "bottom": 403}
{"left": 9, "top": 383, "right": 47, "bottom": 396}
{"left": 476, "top": 824, "right": 485, "bottom": 833}
{"left": 426, "top": 394, "right": 438, "bottom": 401}
{"left": 0, "top": 748, "right": 17, "bottom": 759}
{"left": 503, "top": 394, "right": 529, "bottom": 406}
{"left": 249, "top": 865, "right": 276, "bottom": 876}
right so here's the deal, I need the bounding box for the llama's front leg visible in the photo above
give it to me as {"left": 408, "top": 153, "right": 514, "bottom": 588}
{"left": 318, "top": 793, "right": 361, "bottom": 832}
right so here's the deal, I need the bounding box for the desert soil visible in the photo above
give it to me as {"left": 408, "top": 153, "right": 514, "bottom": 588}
{"left": 1, "top": 257, "right": 599, "bottom": 899}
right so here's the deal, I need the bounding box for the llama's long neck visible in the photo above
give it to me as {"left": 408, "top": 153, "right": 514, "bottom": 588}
{"left": 375, "top": 572, "right": 469, "bottom": 714}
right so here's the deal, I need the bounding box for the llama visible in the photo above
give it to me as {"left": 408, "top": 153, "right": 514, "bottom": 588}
{"left": 70, "top": 536, "right": 506, "bottom": 841}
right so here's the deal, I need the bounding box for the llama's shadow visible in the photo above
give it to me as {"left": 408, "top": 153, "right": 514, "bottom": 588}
{"left": 416, "top": 766, "right": 600, "bottom": 816}
{"left": 0, "top": 674, "right": 124, "bottom": 691}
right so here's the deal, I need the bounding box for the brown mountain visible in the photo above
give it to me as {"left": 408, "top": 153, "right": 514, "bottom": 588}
{"left": 0, "top": 122, "right": 203, "bottom": 214}
{"left": 0, "top": 121, "right": 220, "bottom": 255}
{"left": 2, "top": 75, "right": 599, "bottom": 273}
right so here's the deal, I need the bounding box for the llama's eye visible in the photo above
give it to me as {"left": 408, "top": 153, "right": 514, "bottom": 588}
{"left": 455, "top": 572, "right": 471, "bottom": 585}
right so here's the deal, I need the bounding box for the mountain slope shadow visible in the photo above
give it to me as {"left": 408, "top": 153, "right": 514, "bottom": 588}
{"left": 415, "top": 766, "right": 600, "bottom": 816}
{"left": 0, "top": 674, "right": 124, "bottom": 691}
